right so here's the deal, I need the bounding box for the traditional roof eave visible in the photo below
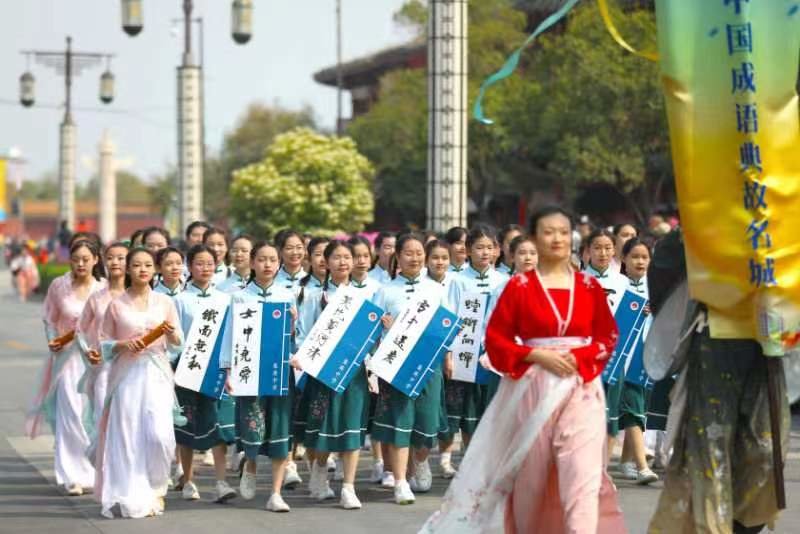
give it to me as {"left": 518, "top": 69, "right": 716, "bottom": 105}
{"left": 313, "top": 39, "right": 426, "bottom": 89}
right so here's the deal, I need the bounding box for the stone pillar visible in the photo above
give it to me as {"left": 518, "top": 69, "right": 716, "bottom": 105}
{"left": 58, "top": 117, "right": 77, "bottom": 231}
{"left": 177, "top": 65, "right": 203, "bottom": 232}
{"left": 98, "top": 130, "right": 116, "bottom": 243}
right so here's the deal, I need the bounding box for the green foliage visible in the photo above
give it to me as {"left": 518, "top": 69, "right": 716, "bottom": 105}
{"left": 351, "top": 0, "right": 670, "bottom": 225}
{"left": 230, "top": 128, "right": 375, "bottom": 237}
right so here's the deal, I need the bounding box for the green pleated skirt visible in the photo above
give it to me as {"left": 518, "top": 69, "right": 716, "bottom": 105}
{"left": 372, "top": 366, "right": 449, "bottom": 449}
{"left": 175, "top": 386, "right": 235, "bottom": 450}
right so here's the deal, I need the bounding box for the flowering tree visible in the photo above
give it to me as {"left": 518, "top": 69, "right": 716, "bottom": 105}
{"left": 230, "top": 128, "right": 375, "bottom": 237}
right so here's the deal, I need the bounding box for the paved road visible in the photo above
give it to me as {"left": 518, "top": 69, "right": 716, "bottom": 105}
{"left": 0, "top": 269, "right": 798, "bottom": 533}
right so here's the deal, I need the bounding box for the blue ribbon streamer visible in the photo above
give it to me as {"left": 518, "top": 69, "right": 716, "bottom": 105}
{"left": 473, "top": 0, "right": 583, "bottom": 124}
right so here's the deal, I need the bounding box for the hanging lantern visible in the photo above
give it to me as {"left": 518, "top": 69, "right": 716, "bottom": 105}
{"left": 99, "top": 70, "right": 115, "bottom": 104}
{"left": 19, "top": 72, "right": 35, "bottom": 107}
{"left": 231, "top": 0, "right": 253, "bottom": 44}
{"left": 122, "top": 0, "right": 143, "bottom": 36}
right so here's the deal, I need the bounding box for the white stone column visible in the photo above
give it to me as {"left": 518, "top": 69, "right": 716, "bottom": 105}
{"left": 98, "top": 130, "right": 116, "bottom": 243}
{"left": 426, "top": 0, "right": 468, "bottom": 232}
{"left": 58, "top": 118, "right": 77, "bottom": 231}
{"left": 177, "top": 65, "right": 203, "bottom": 232}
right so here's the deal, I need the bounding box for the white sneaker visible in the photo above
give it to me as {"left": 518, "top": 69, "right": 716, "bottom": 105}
{"left": 65, "top": 483, "right": 83, "bottom": 496}
{"left": 333, "top": 458, "right": 344, "bottom": 481}
{"left": 326, "top": 455, "right": 337, "bottom": 472}
{"left": 283, "top": 461, "right": 303, "bottom": 489}
{"left": 214, "top": 480, "right": 237, "bottom": 503}
{"left": 394, "top": 480, "right": 415, "bottom": 505}
{"left": 440, "top": 460, "right": 457, "bottom": 479}
{"left": 370, "top": 461, "right": 385, "bottom": 483}
{"left": 315, "top": 464, "right": 335, "bottom": 501}
{"left": 265, "top": 492, "right": 291, "bottom": 512}
{"left": 637, "top": 468, "right": 659, "bottom": 485}
{"left": 618, "top": 462, "right": 638, "bottom": 480}
{"left": 240, "top": 471, "right": 257, "bottom": 500}
{"left": 410, "top": 459, "right": 432, "bottom": 493}
{"left": 229, "top": 450, "right": 245, "bottom": 472}
{"left": 381, "top": 471, "right": 396, "bottom": 488}
{"left": 308, "top": 462, "right": 319, "bottom": 497}
{"left": 182, "top": 481, "right": 200, "bottom": 500}
{"left": 339, "top": 486, "right": 362, "bottom": 510}
{"left": 202, "top": 450, "right": 214, "bottom": 466}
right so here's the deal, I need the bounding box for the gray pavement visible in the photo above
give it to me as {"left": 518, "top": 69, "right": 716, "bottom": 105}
{"left": 0, "top": 269, "right": 798, "bottom": 533}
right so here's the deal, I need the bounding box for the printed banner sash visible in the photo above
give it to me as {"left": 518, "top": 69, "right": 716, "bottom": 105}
{"left": 450, "top": 291, "right": 498, "bottom": 384}
{"left": 295, "top": 287, "right": 384, "bottom": 393}
{"left": 602, "top": 289, "right": 648, "bottom": 386}
{"left": 174, "top": 294, "right": 230, "bottom": 399}
{"left": 370, "top": 297, "right": 461, "bottom": 399}
{"left": 230, "top": 301, "right": 292, "bottom": 397}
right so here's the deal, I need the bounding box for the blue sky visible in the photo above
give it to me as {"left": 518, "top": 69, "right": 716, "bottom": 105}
{"left": 0, "top": 0, "right": 414, "bottom": 182}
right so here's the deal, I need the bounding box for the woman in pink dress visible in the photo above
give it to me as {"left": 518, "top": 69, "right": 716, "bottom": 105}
{"left": 76, "top": 242, "right": 129, "bottom": 444}
{"left": 95, "top": 248, "right": 182, "bottom": 518}
{"left": 421, "top": 206, "right": 626, "bottom": 534}
{"left": 27, "top": 239, "right": 106, "bottom": 496}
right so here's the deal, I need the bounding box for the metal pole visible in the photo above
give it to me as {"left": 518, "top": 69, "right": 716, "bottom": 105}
{"left": 336, "top": 0, "right": 343, "bottom": 135}
{"left": 59, "top": 36, "right": 77, "bottom": 232}
{"left": 183, "top": 0, "right": 193, "bottom": 66}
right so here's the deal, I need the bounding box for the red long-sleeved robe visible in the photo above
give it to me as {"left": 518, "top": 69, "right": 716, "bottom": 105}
{"left": 486, "top": 270, "right": 619, "bottom": 383}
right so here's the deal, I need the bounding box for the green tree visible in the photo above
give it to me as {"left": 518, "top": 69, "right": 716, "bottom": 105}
{"left": 230, "top": 128, "right": 375, "bottom": 237}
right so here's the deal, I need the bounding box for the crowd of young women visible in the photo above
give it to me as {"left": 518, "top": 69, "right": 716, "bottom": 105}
{"left": 27, "top": 210, "right": 668, "bottom": 525}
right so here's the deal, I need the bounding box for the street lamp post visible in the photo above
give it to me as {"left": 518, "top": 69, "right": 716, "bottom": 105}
{"left": 120, "top": 0, "right": 252, "bottom": 232}
{"left": 18, "top": 37, "right": 115, "bottom": 232}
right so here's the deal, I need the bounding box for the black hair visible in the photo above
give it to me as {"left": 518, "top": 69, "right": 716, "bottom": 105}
{"left": 444, "top": 226, "right": 468, "bottom": 245}
{"left": 70, "top": 231, "right": 102, "bottom": 249}
{"left": 231, "top": 233, "right": 256, "bottom": 250}
{"left": 528, "top": 205, "right": 574, "bottom": 236}
{"left": 185, "top": 220, "right": 211, "bottom": 240}
{"left": 321, "top": 240, "right": 354, "bottom": 304}
{"left": 184, "top": 244, "right": 216, "bottom": 283}
{"left": 297, "top": 236, "right": 331, "bottom": 306}
{"left": 509, "top": 234, "right": 535, "bottom": 257}
{"left": 421, "top": 230, "right": 438, "bottom": 244}
{"left": 374, "top": 231, "right": 395, "bottom": 251}
{"left": 348, "top": 235, "right": 372, "bottom": 254}
{"left": 620, "top": 237, "right": 652, "bottom": 277}
{"left": 390, "top": 232, "right": 425, "bottom": 279}
{"left": 129, "top": 228, "right": 145, "bottom": 247}
{"left": 466, "top": 224, "right": 497, "bottom": 249}
{"left": 142, "top": 226, "right": 171, "bottom": 247}
{"left": 613, "top": 223, "right": 639, "bottom": 238}
{"left": 496, "top": 224, "right": 524, "bottom": 267}
{"left": 124, "top": 247, "right": 157, "bottom": 289}
{"left": 70, "top": 239, "right": 105, "bottom": 281}
{"left": 202, "top": 227, "right": 230, "bottom": 264}
{"left": 424, "top": 238, "right": 450, "bottom": 259}
{"left": 156, "top": 246, "right": 184, "bottom": 267}
{"left": 586, "top": 228, "right": 616, "bottom": 249}
{"left": 277, "top": 229, "right": 303, "bottom": 248}
{"left": 249, "top": 240, "right": 279, "bottom": 283}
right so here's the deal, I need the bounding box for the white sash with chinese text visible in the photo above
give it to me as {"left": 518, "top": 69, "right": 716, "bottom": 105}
{"left": 370, "top": 296, "right": 461, "bottom": 399}
{"left": 174, "top": 294, "right": 230, "bottom": 398}
{"left": 230, "top": 301, "right": 292, "bottom": 397}
{"left": 449, "top": 291, "right": 499, "bottom": 384}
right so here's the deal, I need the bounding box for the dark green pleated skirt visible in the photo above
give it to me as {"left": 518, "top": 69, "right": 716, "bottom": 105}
{"left": 235, "top": 391, "right": 294, "bottom": 459}
{"left": 440, "top": 379, "right": 487, "bottom": 438}
{"left": 604, "top": 378, "right": 624, "bottom": 437}
{"left": 175, "top": 386, "right": 234, "bottom": 450}
{"left": 299, "top": 366, "right": 369, "bottom": 453}
{"left": 372, "top": 366, "right": 449, "bottom": 449}
{"left": 619, "top": 382, "right": 647, "bottom": 431}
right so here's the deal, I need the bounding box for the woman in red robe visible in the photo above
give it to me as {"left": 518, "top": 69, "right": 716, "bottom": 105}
{"left": 421, "top": 206, "right": 626, "bottom": 534}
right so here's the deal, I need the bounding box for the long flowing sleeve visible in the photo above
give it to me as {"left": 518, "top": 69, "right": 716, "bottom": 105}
{"left": 42, "top": 282, "right": 61, "bottom": 341}
{"left": 99, "top": 300, "right": 120, "bottom": 362}
{"left": 485, "top": 279, "right": 531, "bottom": 379}
{"left": 571, "top": 278, "right": 619, "bottom": 382}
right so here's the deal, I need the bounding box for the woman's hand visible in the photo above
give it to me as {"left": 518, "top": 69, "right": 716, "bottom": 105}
{"left": 289, "top": 355, "right": 303, "bottom": 371}
{"left": 525, "top": 349, "right": 577, "bottom": 378}
{"left": 48, "top": 339, "right": 64, "bottom": 353}
{"left": 125, "top": 338, "right": 146, "bottom": 354}
{"left": 87, "top": 349, "right": 102, "bottom": 365}
{"left": 478, "top": 353, "right": 492, "bottom": 370}
{"left": 381, "top": 314, "right": 394, "bottom": 329}
{"left": 163, "top": 321, "right": 180, "bottom": 345}
{"left": 443, "top": 352, "right": 454, "bottom": 379}
{"left": 224, "top": 372, "right": 233, "bottom": 394}
{"left": 643, "top": 303, "right": 651, "bottom": 316}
